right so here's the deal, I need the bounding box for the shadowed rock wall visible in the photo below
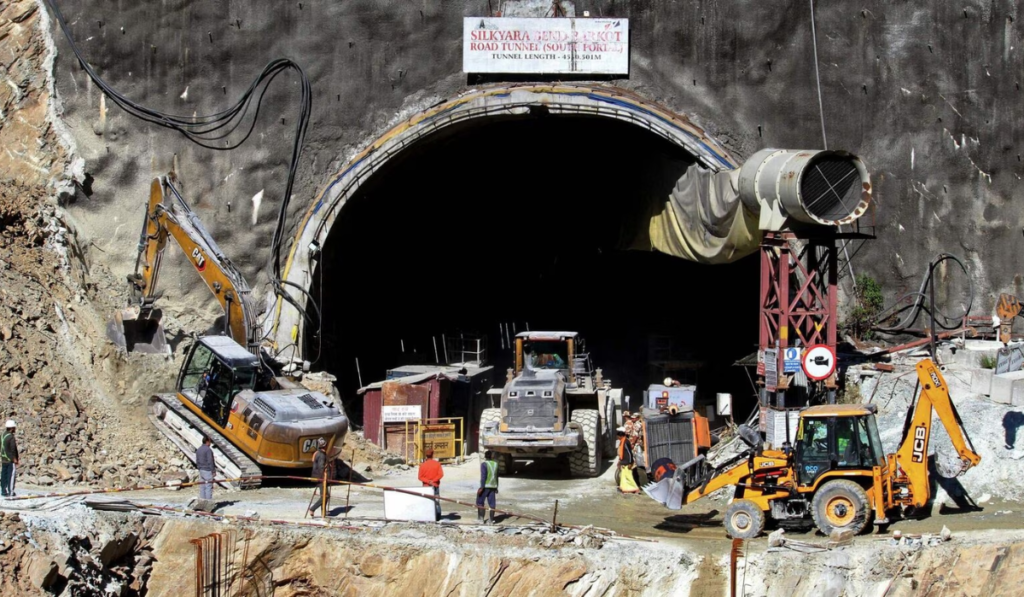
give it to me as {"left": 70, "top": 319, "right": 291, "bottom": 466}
{"left": 44, "top": 0, "right": 1024, "bottom": 324}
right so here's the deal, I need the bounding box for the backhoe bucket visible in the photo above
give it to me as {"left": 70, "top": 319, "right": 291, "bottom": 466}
{"left": 106, "top": 309, "right": 170, "bottom": 354}
{"left": 642, "top": 466, "right": 687, "bottom": 510}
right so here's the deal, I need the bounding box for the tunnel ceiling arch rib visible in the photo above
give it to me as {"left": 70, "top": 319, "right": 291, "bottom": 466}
{"left": 270, "top": 84, "right": 762, "bottom": 351}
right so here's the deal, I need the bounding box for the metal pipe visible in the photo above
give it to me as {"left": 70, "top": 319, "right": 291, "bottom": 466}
{"left": 929, "top": 260, "right": 938, "bottom": 361}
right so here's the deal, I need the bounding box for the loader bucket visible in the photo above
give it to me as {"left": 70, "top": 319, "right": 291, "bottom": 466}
{"left": 106, "top": 309, "right": 170, "bottom": 354}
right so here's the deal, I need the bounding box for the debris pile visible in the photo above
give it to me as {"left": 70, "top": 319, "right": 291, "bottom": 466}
{"left": 0, "top": 508, "right": 159, "bottom": 596}
{"left": 0, "top": 181, "right": 192, "bottom": 489}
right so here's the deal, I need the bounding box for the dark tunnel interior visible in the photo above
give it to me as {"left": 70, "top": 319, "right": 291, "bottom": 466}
{"left": 305, "top": 115, "right": 761, "bottom": 426}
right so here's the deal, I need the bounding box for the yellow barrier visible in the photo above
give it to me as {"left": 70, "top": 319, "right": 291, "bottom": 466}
{"left": 403, "top": 417, "right": 464, "bottom": 465}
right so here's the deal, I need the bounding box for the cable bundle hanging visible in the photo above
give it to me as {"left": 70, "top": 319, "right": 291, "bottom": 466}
{"left": 44, "top": 0, "right": 318, "bottom": 340}
{"left": 873, "top": 253, "right": 974, "bottom": 333}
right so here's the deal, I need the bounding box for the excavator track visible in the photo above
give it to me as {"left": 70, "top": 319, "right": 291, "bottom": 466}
{"left": 148, "top": 394, "right": 262, "bottom": 489}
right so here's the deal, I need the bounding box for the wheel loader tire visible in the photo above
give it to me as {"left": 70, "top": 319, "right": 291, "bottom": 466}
{"left": 723, "top": 499, "right": 766, "bottom": 539}
{"left": 811, "top": 480, "right": 871, "bottom": 537}
{"left": 479, "top": 408, "right": 501, "bottom": 451}
{"left": 569, "top": 409, "right": 602, "bottom": 477}
{"left": 601, "top": 402, "right": 617, "bottom": 459}
{"left": 479, "top": 408, "right": 510, "bottom": 473}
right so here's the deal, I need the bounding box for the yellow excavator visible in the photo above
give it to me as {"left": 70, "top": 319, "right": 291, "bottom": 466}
{"left": 644, "top": 359, "right": 980, "bottom": 538}
{"left": 107, "top": 175, "right": 348, "bottom": 487}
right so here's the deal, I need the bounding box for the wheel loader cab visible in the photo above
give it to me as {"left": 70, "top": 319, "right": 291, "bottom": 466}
{"left": 795, "top": 407, "right": 886, "bottom": 486}
{"left": 515, "top": 332, "right": 577, "bottom": 383}
{"left": 177, "top": 336, "right": 260, "bottom": 427}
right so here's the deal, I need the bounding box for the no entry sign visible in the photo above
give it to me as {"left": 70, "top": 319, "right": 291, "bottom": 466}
{"left": 802, "top": 345, "right": 836, "bottom": 381}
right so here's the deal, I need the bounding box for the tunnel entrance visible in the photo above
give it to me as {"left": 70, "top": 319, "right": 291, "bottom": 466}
{"left": 305, "top": 113, "right": 760, "bottom": 425}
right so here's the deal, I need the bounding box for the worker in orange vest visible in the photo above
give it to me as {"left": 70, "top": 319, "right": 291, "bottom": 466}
{"left": 418, "top": 447, "right": 444, "bottom": 521}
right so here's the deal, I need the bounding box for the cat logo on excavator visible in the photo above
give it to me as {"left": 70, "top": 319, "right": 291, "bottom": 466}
{"left": 190, "top": 247, "right": 207, "bottom": 272}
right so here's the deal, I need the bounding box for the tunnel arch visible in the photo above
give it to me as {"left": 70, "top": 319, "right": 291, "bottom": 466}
{"left": 270, "top": 84, "right": 744, "bottom": 352}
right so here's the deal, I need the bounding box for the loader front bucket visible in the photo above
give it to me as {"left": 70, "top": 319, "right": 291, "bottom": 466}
{"left": 106, "top": 309, "right": 170, "bottom": 354}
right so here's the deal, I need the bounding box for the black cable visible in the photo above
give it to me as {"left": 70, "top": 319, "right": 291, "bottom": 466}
{"left": 44, "top": 0, "right": 316, "bottom": 336}
{"left": 873, "top": 253, "right": 974, "bottom": 333}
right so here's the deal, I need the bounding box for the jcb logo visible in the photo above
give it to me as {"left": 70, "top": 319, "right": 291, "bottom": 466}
{"left": 302, "top": 438, "right": 323, "bottom": 453}
{"left": 929, "top": 371, "right": 942, "bottom": 389}
{"left": 911, "top": 425, "right": 928, "bottom": 463}
{"left": 190, "top": 247, "right": 206, "bottom": 271}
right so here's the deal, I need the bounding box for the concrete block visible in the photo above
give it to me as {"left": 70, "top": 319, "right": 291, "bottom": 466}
{"left": 945, "top": 346, "right": 999, "bottom": 368}
{"left": 971, "top": 369, "right": 994, "bottom": 396}
{"left": 990, "top": 371, "right": 1024, "bottom": 405}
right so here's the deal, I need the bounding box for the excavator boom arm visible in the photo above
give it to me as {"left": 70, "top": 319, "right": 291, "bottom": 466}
{"left": 895, "top": 359, "right": 981, "bottom": 507}
{"left": 131, "top": 176, "right": 260, "bottom": 352}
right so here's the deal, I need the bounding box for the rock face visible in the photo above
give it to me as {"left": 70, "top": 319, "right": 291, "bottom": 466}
{"left": 0, "top": 0, "right": 72, "bottom": 189}
{"left": 0, "top": 509, "right": 159, "bottom": 597}
{"left": 147, "top": 519, "right": 695, "bottom": 597}
{"left": 35, "top": 0, "right": 1023, "bottom": 343}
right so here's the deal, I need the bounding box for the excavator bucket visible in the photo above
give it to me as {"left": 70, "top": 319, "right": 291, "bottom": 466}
{"left": 106, "top": 308, "right": 170, "bottom": 354}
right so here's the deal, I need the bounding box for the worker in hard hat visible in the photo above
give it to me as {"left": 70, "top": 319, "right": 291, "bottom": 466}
{"left": 627, "top": 412, "right": 645, "bottom": 468}
{"left": 418, "top": 447, "right": 444, "bottom": 521}
{"left": 307, "top": 438, "right": 331, "bottom": 517}
{"left": 1, "top": 420, "right": 19, "bottom": 498}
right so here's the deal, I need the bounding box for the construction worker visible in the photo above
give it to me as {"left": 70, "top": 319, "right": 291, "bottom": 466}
{"left": 308, "top": 438, "right": 330, "bottom": 517}
{"left": 628, "top": 412, "right": 645, "bottom": 466}
{"left": 1, "top": 420, "right": 18, "bottom": 498}
{"left": 616, "top": 427, "right": 641, "bottom": 493}
{"left": 622, "top": 411, "right": 635, "bottom": 441}
{"left": 195, "top": 436, "right": 215, "bottom": 502}
{"left": 616, "top": 427, "right": 634, "bottom": 467}
{"left": 417, "top": 447, "right": 444, "bottom": 521}
{"left": 476, "top": 451, "right": 499, "bottom": 525}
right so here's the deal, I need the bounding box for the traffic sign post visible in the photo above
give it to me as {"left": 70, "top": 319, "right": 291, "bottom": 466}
{"left": 802, "top": 344, "right": 836, "bottom": 381}
{"left": 764, "top": 348, "right": 778, "bottom": 392}
{"left": 783, "top": 347, "right": 802, "bottom": 373}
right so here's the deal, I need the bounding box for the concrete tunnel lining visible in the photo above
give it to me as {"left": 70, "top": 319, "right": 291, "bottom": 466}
{"left": 270, "top": 84, "right": 747, "bottom": 354}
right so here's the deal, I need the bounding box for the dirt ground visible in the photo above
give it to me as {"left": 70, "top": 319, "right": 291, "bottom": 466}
{"left": 8, "top": 454, "right": 1022, "bottom": 550}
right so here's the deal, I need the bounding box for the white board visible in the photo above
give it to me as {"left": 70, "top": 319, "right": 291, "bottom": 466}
{"left": 463, "top": 17, "right": 629, "bottom": 74}
{"left": 382, "top": 404, "right": 422, "bottom": 423}
{"left": 383, "top": 486, "right": 437, "bottom": 522}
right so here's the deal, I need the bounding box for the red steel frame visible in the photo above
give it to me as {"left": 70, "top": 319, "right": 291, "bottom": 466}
{"left": 759, "top": 232, "right": 838, "bottom": 394}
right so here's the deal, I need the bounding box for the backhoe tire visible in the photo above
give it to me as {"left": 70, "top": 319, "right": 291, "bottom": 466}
{"left": 723, "top": 499, "right": 766, "bottom": 539}
{"left": 811, "top": 480, "right": 871, "bottom": 537}
{"left": 569, "top": 409, "right": 602, "bottom": 478}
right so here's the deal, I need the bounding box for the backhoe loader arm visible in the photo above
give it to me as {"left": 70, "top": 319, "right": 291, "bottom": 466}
{"left": 894, "top": 359, "right": 981, "bottom": 507}
{"left": 129, "top": 176, "right": 260, "bottom": 353}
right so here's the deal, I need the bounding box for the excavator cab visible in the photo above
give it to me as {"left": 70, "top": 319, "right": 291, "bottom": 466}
{"left": 177, "top": 336, "right": 260, "bottom": 427}
{"left": 795, "top": 408, "right": 886, "bottom": 486}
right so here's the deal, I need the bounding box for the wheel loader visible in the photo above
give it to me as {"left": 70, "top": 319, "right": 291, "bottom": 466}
{"left": 479, "top": 332, "right": 620, "bottom": 477}
{"left": 107, "top": 176, "right": 348, "bottom": 487}
{"left": 644, "top": 359, "right": 980, "bottom": 538}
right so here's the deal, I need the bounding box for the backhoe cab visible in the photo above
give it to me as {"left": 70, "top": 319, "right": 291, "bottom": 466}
{"left": 644, "top": 359, "right": 980, "bottom": 539}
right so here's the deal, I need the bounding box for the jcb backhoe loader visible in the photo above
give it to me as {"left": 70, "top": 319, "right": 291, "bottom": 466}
{"left": 107, "top": 176, "right": 348, "bottom": 487}
{"left": 644, "top": 359, "right": 980, "bottom": 538}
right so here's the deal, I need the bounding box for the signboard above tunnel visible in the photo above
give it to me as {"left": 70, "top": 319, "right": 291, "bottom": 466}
{"left": 463, "top": 17, "right": 629, "bottom": 75}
